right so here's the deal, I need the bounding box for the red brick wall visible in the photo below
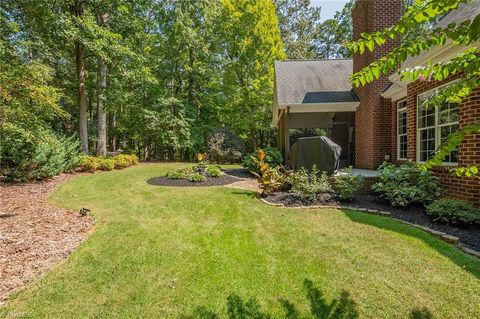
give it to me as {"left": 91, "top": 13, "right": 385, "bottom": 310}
{"left": 352, "top": 0, "right": 403, "bottom": 169}
{"left": 401, "top": 77, "right": 480, "bottom": 206}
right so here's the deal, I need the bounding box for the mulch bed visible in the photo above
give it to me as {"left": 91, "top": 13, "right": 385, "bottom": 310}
{"left": 0, "top": 174, "right": 95, "bottom": 304}
{"left": 147, "top": 169, "right": 252, "bottom": 187}
{"left": 265, "top": 192, "right": 480, "bottom": 252}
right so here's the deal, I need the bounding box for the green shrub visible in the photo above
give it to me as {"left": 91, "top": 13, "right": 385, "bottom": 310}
{"left": 112, "top": 154, "right": 139, "bottom": 169}
{"left": 243, "top": 147, "right": 283, "bottom": 173}
{"left": 180, "top": 165, "right": 197, "bottom": 175}
{"left": 0, "top": 124, "right": 81, "bottom": 181}
{"left": 372, "top": 162, "right": 440, "bottom": 207}
{"left": 97, "top": 157, "right": 115, "bottom": 171}
{"left": 333, "top": 168, "right": 364, "bottom": 201}
{"left": 165, "top": 170, "right": 185, "bottom": 180}
{"left": 126, "top": 154, "right": 139, "bottom": 165}
{"left": 189, "top": 173, "right": 206, "bottom": 182}
{"left": 112, "top": 155, "right": 130, "bottom": 169}
{"left": 79, "top": 156, "right": 99, "bottom": 172}
{"left": 287, "top": 165, "right": 331, "bottom": 201}
{"left": 426, "top": 198, "right": 480, "bottom": 225}
{"left": 206, "top": 127, "right": 244, "bottom": 164}
{"left": 206, "top": 165, "right": 222, "bottom": 177}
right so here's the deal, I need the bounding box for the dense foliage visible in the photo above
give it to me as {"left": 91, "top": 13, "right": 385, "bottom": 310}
{"left": 274, "top": 0, "right": 354, "bottom": 59}
{"left": 0, "top": 124, "right": 81, "bottom": 182}
{"left": 426, "top": 198, "right": 480, "bottom": 226}
{"left": 206, "top": 127, "right": 244, "bottom": 164}
{"left": 0, "top": 0, "right": 285, "bottom": 171}
{"left": 372, "top": 162, "right": 440, "bottom": 207}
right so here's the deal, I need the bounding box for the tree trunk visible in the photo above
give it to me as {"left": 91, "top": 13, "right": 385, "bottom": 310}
{"left": 75, "top": 40, "right": 88, "bottom": 154}
{"left": 96, "top": 13, "right": 109, "bottom": 156}
{"left": 109, "top": 112, "right": 116, "bottom": 151}
{"left": 96, "top": 56, "right": 107, "bottom": 156}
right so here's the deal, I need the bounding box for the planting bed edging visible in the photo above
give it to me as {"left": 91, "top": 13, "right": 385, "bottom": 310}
{"left": 259, "top": 198, "right": 480, "bottom": 259}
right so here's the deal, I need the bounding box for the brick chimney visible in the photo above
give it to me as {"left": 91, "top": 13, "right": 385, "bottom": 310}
{"left": 352, "top": 0, "right": 403, "bottom": 169}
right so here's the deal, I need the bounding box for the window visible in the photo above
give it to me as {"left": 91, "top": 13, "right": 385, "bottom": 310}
{"left": 397, "top": 100, "right": 407, "bottom": 160}
{"left": 417, "top": 84, "right": 459, "bottom": 164}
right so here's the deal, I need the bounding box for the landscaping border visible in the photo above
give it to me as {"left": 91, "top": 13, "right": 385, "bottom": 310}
{"left": 259, "top": 198, "right": 480, "bottom": 259}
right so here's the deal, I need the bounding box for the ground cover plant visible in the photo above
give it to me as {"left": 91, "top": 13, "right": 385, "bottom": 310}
{"left": 1, "top": 163, "right": 479, "bottom": 318}
{"left": 426, "top": 198, "right": 480, "bottom": 226}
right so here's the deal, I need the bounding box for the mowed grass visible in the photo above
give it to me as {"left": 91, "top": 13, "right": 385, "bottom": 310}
{"left": 1, "top": 163, "right": 479, "bottom": 318}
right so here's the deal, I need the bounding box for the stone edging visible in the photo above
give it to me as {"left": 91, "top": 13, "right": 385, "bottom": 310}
{"left": 259, "top": 198, "right": 480, "bottom": 259}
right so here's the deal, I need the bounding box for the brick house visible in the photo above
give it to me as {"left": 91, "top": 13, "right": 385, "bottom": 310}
{"left": 273, "top": 0, "right": 480, "bottom": 206}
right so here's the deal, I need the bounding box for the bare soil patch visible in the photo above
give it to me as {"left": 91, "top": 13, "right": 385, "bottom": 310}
{"left": 265, "top": 192, "right": 480, "bottom": 252}
{"left": 0, "top": 174, "right": 94, "bottom": 304}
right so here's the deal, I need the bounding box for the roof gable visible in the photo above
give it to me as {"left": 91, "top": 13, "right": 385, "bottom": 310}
{"left": 274, "top": 59, "right": 355, "bottom": 106}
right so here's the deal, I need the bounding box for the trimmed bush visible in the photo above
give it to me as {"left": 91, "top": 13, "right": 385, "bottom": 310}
{"left": 189, "top": 173, "right": 206, "bottom": 182}
{"left": 111, "top": 154, "right": 139, "bottom": 169}
{"left": 112, "top": 155, "right": 130, "bottom": 169}
{"left": 372, "top": 162, "right": 440, "bottom": 207}
{"left": 79, "top": 156, "right": 99, "bottom": 172}
{"left": 333, "top": 168, "right": 364, "bottom": 201}
{"left": 98, "top": 157, "right": 115, "bottom": 171}
{"left": 206, "top": 165, "right": 222, "bottom": 177}
{"left": 426, "top": 198, "right": 480, "bottom": 225}
{"left": 243, "top": 147, "right": 283, "bottom": 173}
{"left": 0, "top": 124, "right": 81, "bottom": 181}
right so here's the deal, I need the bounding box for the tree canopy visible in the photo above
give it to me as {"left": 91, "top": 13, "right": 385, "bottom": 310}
{"left": 1, "top": 0, "right": 285, "bottom": 160}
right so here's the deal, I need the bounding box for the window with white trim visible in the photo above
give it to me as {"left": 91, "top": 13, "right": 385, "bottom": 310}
{"left": 397, "top": 100, "right": 407, "bottom": 160}
{"left": 417, "top": 84, "right": 459, "bottom": 163}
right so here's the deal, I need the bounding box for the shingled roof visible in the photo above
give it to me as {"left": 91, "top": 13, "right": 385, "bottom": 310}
{"left": 436, "top": 0, "right": 480, "bottom": 28}
{"left": 403, "top": 0, "right": 480, "bottom": 68}
{"left": 274, "top": 59, "right": 357, "bottom": 106}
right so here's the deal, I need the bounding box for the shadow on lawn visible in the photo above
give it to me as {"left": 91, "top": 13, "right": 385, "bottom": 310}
{"left": 180, "top": 279, "right": 358, "bottom": 319}
{"left": 180, "top": 279, "right": 434, "bottom": 319}
{"left": 342, "top": 209, "right": 480, "bottom": 280}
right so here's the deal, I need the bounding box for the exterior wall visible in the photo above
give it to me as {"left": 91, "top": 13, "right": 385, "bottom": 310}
{"left": 352, "top": 0, "right": 403, "bottom": 169}
{"left": 389, "top": 97, "right": 408, "bottom": 163}
{"left": 390, "top": 77, "right": 480, "bottom": 206}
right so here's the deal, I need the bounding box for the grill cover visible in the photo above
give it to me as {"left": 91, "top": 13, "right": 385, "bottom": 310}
{"left": 291, "top": 136, "right": 342, "bottom": 173}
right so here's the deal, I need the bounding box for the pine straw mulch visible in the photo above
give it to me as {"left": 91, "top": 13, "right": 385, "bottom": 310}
{"left": 0, "top": 173, "right": 95, "bottom": 304}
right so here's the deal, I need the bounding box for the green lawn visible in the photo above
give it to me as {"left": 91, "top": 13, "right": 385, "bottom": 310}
{"left": 2, "top": 163, "right": 480, "bottom": 318}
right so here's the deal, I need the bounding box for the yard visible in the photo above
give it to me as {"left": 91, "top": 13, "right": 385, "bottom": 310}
{"left": 1, "top": 163, "right": 479, "bottom": 318}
